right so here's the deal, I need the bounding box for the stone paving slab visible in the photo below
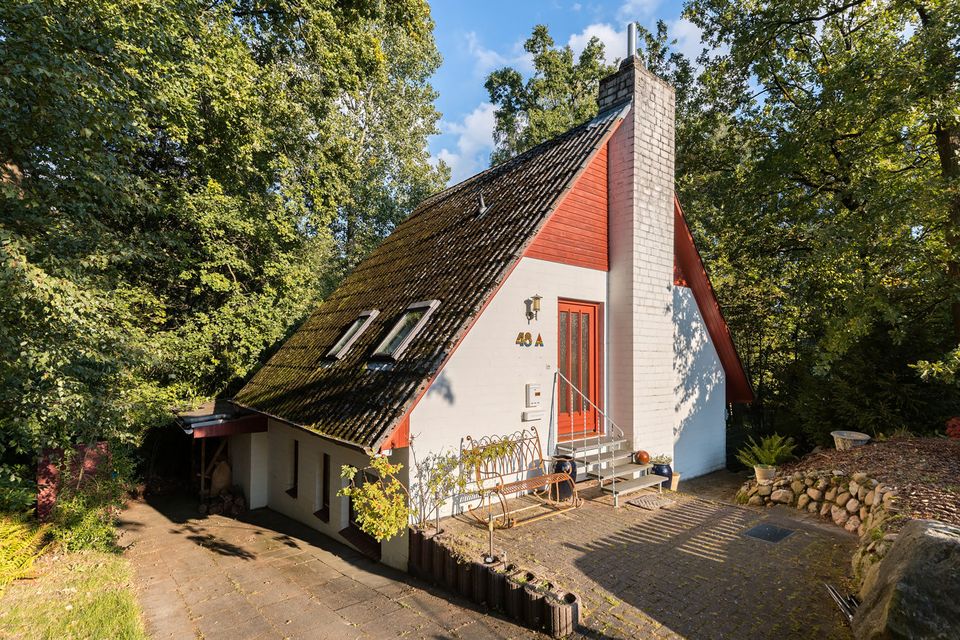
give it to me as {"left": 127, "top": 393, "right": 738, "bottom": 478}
{"left": 119, "top": 497, "right": 541, "bottom": 640}
{"left": 444, "top": 484, "right": 857, "bottom": 640}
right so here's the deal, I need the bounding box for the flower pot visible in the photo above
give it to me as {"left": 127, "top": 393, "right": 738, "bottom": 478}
{"left": 552, "top": 457, "right": 577, "bottom": 500}
{"left": 545, "top": 592, "right": 580, "bottom": 638}
{"left": 670, "top": 472, "right": 681, "bottom": 491}
{"left": 754, "top": 464, "right": 776, "bottom": 482}
{"left": 652, "top": 463, "right": 672, "bottom": 479}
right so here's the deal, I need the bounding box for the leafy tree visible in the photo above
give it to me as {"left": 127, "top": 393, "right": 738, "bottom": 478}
{"left": 0, "top": 0, "right": 443, "bottom": 484}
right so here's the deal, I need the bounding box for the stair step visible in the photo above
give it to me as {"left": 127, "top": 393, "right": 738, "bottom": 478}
{"left": 589, "top": 463, "right": 652, "bottom": 480}
{"left": 556, "top": 438, "right": 627, "bottom": 456}
{"left": 601, "top": 474, "right": 669, "bottom": 496}
{"left": 581, "top": 452, "right": 634, "bottom": 471}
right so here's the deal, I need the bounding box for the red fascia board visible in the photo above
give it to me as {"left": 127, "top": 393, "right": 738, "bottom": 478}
{"left": 191, "top": 413, "right": 268, "bottom": 439}
{"left": 674, "top": 196, "right": 754, "bottom": 404}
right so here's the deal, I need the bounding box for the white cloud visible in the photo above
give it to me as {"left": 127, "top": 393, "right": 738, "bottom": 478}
{"left": 434, "top": 102, "right": 497, "bottom": 184}
{"left": 667, "top": 17, "right": 729, "bottom": 63}
{"left": 617, "top": 0, "right": 659, "bottom": 21}
{"left": 568, "top": 23, "right": 622, "bottom": 66}
{"left": 465, "top": 32, "right": 533, "bottom": 78}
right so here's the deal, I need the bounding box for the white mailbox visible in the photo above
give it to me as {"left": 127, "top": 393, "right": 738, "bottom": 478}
{"left": 525, "top": 383, "right": 542, "bottom": 408}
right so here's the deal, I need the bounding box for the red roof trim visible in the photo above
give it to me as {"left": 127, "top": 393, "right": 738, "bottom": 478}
{"left": 673, "top": 196, "right": 753, "bottom": 403}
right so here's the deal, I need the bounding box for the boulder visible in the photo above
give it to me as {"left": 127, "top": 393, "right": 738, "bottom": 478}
{"left": 836, "top": 491, "right": 852, "bottom": 507}
{"left": 832, "top": 505, "right": 850, "bottom": 527}
{"left": 748, "top": 495, "right": 764, "bottom": 506}
{"left": 854, "top": 520, "right": 960, "bottom": 640}
{"left": 825, "top": 487, "right": 838, "bottom": 502}
{"left": 797, "top": 494, "right": 811, "bottom": 510}
{"left": 808, "top": 501, "right": 820, "bottom": 513}
{"left": 845, "top": 515, "right": 861, "bottom": 533}
{"left": 852, "top": 472, "right": 868, "bottom": 483}
{"left": 846, "top": 498, "right": 861, "bottom": 514}
{"left": 771, "top": 489, "right": 794, "bottom": 504}
{"left": 864, "top": 490, "right": 875, "bottom": 507}
{"left": 806, "top": 487, "right": 823, "bottom": 501}
{"left": 757, "top": 484, "right": 773, "bottom": 497}
{"left": 804, "top": 477, "right": 815, "bottom": 487}
{"left": 816, "top": 478, "right": 830, "bottom": 491}
{"left": 820, "top": 502, "right": 833, "bottom": 518}
{"left": 791, "top": 480, "right": 805, "bottom": 495}
{"left": 849, "top": 480, "right": 861, "bottom": 497}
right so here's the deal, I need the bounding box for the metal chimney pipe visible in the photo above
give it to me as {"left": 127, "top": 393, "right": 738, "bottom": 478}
{"left": 627, "top": 23, "right": 637, "bottom": 58}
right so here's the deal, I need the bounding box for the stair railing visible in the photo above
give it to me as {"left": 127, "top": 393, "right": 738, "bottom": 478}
{"left": 552, "top": 371, "right": 628, "bottom": 506}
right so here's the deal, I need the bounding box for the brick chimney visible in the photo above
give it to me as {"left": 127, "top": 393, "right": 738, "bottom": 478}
{"left": 603, "top": 32, "right": 677, "bottom": 457}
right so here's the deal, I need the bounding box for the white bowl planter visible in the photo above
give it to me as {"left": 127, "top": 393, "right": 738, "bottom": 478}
{"left": 831, "top": 430, "right": 871, "bottom": 451}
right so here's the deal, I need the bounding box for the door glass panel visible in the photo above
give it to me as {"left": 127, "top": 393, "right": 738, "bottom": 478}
{"left": 571, "top": 312, "right": 580, "bottom": 412}
{"left": 582, "top": 314, "right": 590, "bottom": 410}
{"left": 559, "top": 311, "right": 568, "bottom": 413}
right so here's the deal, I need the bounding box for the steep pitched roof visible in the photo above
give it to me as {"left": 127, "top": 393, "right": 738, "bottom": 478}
{"left": 232, "top": 107, "right": 627, "bottom": 450}
{"left": 673, "top": 197, "right": 754, "bottom": 403}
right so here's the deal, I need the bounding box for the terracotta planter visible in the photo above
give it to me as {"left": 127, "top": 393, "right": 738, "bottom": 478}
{"left": 754, "top": 464, "right": 776, "bottom": 482}
{"left": 430, "top": 537, "right": 446, "bottom": 585}
{"left": 471, "top": 560, "right": 489, "bottom": 606}
{"left": 544, "top": 592, "right": 580, "bottom": 638}
{"left": 506, "top": 570, "right": 535, "bottom": 621}
{"left": 523, "top": 581, "right": 551, "bottom": 630}
{"left": 457, "top": 561, "right": 473, "bottom": 599}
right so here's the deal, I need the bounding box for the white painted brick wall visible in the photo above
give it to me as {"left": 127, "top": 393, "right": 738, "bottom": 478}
{"left": 605, "top": 57, "right": 677, "bottom": 460}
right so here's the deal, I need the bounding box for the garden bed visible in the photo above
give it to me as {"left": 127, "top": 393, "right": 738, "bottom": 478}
{"left": 778, "top": 437, "right": 960, "bottom": 529}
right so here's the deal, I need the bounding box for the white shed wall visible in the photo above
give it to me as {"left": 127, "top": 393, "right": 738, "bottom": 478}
{"left": 672, "top": 286, "right": 727, "bottom": 478}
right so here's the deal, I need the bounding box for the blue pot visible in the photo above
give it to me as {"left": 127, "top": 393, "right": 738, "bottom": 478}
{"left": 552, "top": 457, "right": 577, "bottom": 500}
{"left": 652, "top": 463, "right": 672, "bottom": 481}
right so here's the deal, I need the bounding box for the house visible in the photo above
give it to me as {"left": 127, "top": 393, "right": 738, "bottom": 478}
{"left": 197, "top": 35, "right": 752, "bottom": 570}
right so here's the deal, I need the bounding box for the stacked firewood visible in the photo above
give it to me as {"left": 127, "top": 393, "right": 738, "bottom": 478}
{"left": 199, "top": 485, "right": 247, "bottom": 517}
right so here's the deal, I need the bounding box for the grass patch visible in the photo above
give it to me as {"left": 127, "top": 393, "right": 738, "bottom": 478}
{"left": 0, "top": 550, "right": 146, "bottom": 640}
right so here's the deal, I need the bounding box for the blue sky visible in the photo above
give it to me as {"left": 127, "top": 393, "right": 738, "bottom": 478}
{"left": 428, "top": 0, "right": 692, "bottom": 184}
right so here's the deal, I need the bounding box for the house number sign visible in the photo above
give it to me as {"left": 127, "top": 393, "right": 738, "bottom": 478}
{"left": 515, "top": 332, "right": 544, "bottom": 347}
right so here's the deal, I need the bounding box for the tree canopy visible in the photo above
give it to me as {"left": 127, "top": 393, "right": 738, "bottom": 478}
{"left": 0, "top": 0, "right": 446, "bottom": 485}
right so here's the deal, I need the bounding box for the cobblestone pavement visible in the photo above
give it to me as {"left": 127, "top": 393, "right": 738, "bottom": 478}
{"left": 119, "top": 497, "right": 540, "bottom": 640}
{"left": 445, "top": 484, "right": 856, "bottom": 640}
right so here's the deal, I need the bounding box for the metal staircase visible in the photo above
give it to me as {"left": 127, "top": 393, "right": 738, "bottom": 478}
{"left": 551, "top": 372, "right": 668, "bottom": 506}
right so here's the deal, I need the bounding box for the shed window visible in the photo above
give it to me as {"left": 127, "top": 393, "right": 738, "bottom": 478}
{"left": 326, "top": 310, "right": 379, "bottom": 359}
{"left": 372, "top": 300, "right": 440, "bottom": 360}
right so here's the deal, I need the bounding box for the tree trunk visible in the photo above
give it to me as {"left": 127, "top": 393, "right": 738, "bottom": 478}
{"left": 936, "top": 121, "right": 960, "bottom": 341}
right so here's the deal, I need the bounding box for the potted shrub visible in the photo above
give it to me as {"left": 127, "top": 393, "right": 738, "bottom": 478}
{"left": 735, "top": 434, "right": 797, "bottom": 482}
{"left": 650, "top": 454, "right": 672, "bottom": 481}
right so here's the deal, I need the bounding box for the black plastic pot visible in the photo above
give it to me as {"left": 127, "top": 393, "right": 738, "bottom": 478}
{"left": 545, "top": 592, "right": 580, "bottom": 638}
{"left": 552, "top": 457, "right": 577, "bottom": 500}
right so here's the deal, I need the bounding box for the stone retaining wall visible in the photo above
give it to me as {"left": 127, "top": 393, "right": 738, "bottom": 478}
{"left": 737, "top": 470, "right": 902, "bottom": 582}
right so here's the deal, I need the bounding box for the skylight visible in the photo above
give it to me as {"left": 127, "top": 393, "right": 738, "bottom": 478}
{"left": 326, "top": 310, "right": 379, "bottom": 359}
{"left": 372, "top": 300, "right": 440, "bottom": 360}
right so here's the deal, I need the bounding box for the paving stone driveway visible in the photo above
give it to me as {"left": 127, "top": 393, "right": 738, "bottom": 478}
{"left": 119, "top": 498, "right": 539, "bottom": 640}
{"left": 446, "top": 485, "right": 857, "bottom": 640}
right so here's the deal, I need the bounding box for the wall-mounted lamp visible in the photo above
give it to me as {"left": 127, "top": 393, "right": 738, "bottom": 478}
{"left": 526, "top": 294, "right": 543, "bottom": 322}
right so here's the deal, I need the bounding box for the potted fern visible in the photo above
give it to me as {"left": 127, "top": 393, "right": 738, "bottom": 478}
{"left": 735, "top": 434, "right": 797, "bottom": 482}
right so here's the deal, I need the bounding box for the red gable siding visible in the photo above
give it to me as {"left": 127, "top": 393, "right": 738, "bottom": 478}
{"left": 524, "top": 143, "right": 608, "bottom": 270}
{"left": 674, "top": 197, "right": 754, "bottom": 403}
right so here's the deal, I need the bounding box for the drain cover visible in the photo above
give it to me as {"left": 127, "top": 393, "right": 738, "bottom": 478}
{"left": 743, "top": 523, "right": 794, "bottom": 543}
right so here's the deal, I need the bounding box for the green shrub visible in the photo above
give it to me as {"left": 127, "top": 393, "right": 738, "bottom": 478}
{"left": 0, "top": 515, "right": 48, "bottom": 594}
{"left": 0, "top": 475, "right": 36, "bottom": 513}
{"left": 735, "top": 434, "right": 797, "bottom": 467}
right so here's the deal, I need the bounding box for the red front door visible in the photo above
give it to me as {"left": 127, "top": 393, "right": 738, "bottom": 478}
{"left": 558, "top": 300, "right": 601, "bottom": 440}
